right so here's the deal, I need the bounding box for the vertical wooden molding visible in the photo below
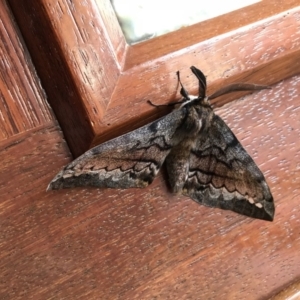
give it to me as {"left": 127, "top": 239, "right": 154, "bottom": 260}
{"left": 8, "top": 0, "right": 126, "bottom": 156}
{"left": 0, "top": 1, "right": 52, "bottom": 141}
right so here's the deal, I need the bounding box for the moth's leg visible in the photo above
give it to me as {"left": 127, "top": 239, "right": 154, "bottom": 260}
{"left": 147, "top": 70, "right": 190, "bottom": 108}
{"left": 166, "top": 143, "right": 191, "bottom": 194}
{"left": 176, "top": 71, "right": 189, "bottom": 99}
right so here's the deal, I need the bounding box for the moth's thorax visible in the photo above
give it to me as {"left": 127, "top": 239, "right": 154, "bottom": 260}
{"left": 179, "top": 95, "right": 199, "bottom": 108}
{"left": 179, "top": 96, "right": 211, "bottom": 109}
{"left": 180, "top": 100, "right": 213, "bottom": 138}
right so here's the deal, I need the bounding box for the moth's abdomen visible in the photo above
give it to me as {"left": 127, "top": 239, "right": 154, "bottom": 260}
{"left": 165, "top": 107, "right": 206, "bottom": 194}
{"left": 166, "top": 139, "right": 196, "bottom": 194}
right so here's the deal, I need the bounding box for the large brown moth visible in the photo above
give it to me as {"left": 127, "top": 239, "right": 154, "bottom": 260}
{"left": 48, "top": 66, "right": 274, "bottom": 221}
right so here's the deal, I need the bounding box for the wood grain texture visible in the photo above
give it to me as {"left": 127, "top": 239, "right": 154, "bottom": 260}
{"left": 2, "top": 1, "right": 299, "bottom": 298}
{"left": 8, "top": 0, "right": 125, "bottom": 156}
{"left": 0, "top": 1, "right": 52, "bottom": 141}
{"left": 7, "top": 0, "right": 300, "bottom": 156}
{"left": 1, "top": 75, "right": 300, "bottom": 299}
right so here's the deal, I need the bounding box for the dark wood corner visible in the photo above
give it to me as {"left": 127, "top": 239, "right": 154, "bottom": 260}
{"left": 7, "top": 0, "right": 300, "bottom": 157}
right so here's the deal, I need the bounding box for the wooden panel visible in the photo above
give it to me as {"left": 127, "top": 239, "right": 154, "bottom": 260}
{"left": 1, "top": 0, "right": 300, "bottom": 298}
{"left": 125, "top": 0, "right": 300, "bottom": 69}
{"left": 1, "top": 74, "right": 300, "bottom": 299}
{"left": 0, "top": 1, "right": 52, "bottom": 141}
{"left": 8, "top": 0, "right": 126, "bottom": 156}
{"left": 7, "top": 0, "right": 300, "bottom": 156}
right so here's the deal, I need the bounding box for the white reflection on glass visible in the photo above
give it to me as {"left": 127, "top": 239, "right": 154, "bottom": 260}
{"left": 111, "top": 0, "right": 260, "bottom": 44}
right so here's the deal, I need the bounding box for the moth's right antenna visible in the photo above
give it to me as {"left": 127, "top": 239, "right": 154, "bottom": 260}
{"left": 177, "top": 71, "right": 189, "bottom": 99}
{"left": 208, "top": 83, "right": 271, "bottom": 100}
{"left": 190, "top": 66, "right": 207, "bottom": 98}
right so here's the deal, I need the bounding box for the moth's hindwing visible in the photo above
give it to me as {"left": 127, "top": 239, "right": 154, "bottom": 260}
{"left": 182, "top": 113, "right": 274, "bottom": 221}
{"left": 48, "top": 109, "right": 185, "bottom": 190}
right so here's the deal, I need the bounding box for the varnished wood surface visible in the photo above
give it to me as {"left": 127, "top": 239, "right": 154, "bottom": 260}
{"left": 7, "top": 0, "right": 300, "bottom": 156}
{"left": 0, "top": 1, "right": 52, "bottom": 141}
{"left": 1, "top": 76, "right": 300, "bottom": 299}
{"left": 1, "top": 1, "right": 300, "bottom": 299}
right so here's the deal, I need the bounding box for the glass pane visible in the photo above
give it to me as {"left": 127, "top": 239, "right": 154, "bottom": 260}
{"left": 111, "top": 0, "right": 261, "bottom": 44}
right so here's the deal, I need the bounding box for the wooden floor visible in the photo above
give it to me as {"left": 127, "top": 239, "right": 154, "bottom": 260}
{"left": 1, "top": 2, "right": 300, "bottom": 300}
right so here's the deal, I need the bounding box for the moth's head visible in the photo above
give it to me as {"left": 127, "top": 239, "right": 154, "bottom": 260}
{"left": 179, "top": 66, "right": 211, "bottom": 108}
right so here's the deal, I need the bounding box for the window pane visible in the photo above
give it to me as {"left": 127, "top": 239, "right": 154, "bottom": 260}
{"left": 111, "top": 0, "right": 261, "bottom": 44}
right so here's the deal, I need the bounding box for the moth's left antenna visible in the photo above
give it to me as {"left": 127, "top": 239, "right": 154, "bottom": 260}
{"left": 177, "top": 71, "right": 189, "bottom": 99}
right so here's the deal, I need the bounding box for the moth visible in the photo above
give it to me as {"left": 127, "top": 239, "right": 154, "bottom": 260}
{"left": 48, "top": 66, "right": 274, "bottom": 221}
